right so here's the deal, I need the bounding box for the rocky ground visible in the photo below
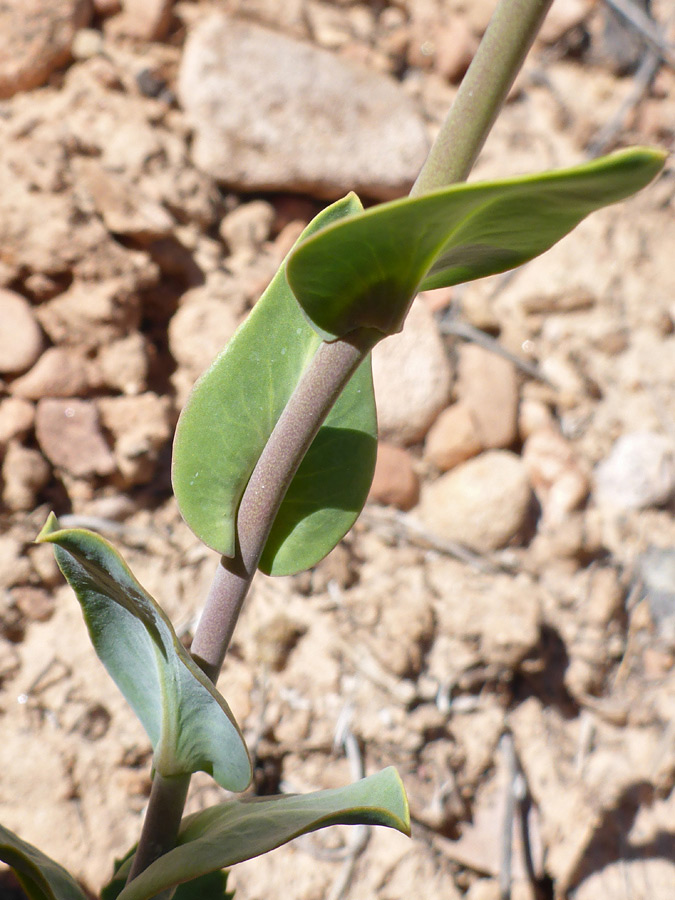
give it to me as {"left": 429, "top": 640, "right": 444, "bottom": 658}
{"left": 1, "top": 1, "right": 675, "bottom": 898}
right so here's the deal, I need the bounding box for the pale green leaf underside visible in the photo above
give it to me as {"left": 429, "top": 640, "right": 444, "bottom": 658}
{"left": 172, "top": 192, "right": 377, "bottom": 576}
{"left": 116, "top": 768, "right": 410, "bottom": 900}
{"left": 286, "top": 148, "right": 666, "bottom": 341}
{"left": 0, "top": 823, "right": 87, "bottom": 900}
{"left": 37, "top": 514, "right": 251, "bottom": 791}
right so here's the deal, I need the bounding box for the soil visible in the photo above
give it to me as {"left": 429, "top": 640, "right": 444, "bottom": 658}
{"left": 1, "top": 2, "right": 675, "bottom": 900}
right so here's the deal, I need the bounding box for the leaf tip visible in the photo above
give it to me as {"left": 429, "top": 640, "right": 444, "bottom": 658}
{"left": 35, "top": 511, "right": 60, "bottom": 544}
{"left": 612, "top": 145, "right": 668, "bottom": 183}
{"left": 384, "top": 766, "right": 412, "bottom": 836}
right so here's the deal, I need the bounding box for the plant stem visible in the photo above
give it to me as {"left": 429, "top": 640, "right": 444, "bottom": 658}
{"left": 411, "top": 0, "right": 554, "bottom": 195}
{"left": 126, "top": 772, "right": 190, "bottom": 888}
{"left": 127, "top": 330, "right": 378, "bottom": 888}
{"left": 190, "top": 328, "right": 379, "bottom": 682}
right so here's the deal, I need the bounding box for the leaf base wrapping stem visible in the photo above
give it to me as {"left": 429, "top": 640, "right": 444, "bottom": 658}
{"left": 191, "top": 328, "right": 379, "bottom": 683}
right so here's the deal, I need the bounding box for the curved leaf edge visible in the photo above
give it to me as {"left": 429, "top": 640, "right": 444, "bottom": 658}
{"left": 102, "top": 861, "right": 233, "bottom": 900}
{"left": 115, "top": 767, "right": 410, "bottom": 900}
{"left": 286, "top": 147, "right": 667, "bottom": 340}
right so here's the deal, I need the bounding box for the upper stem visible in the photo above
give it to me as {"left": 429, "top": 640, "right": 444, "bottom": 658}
{"left": 411, "top": 0, "right": 554, "bottom": 194}
{"left": 126, "top": 772, "right": 190, "bottom": 888}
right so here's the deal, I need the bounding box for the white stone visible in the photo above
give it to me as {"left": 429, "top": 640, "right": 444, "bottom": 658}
{"left": 594, "top": 431, "right": 675, "bottom": 511}
{"left": 178, "top": 13, "right": 429, "bottom": 200}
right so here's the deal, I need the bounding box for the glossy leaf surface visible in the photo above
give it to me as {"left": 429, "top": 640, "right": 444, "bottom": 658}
{"left": 37, "top": 514, "right": 251, "bottom": 791}
{"left": 0, "top": 823, "right": 87, "bottom": 900}
{"left": 117, "top": 767, "right": 409, "bottom": 900}
{"left": 172, "top": 193, "right": 377, "bottom": 576}
{"left": 287, "top": 148, "right": 666, "bottom": 340}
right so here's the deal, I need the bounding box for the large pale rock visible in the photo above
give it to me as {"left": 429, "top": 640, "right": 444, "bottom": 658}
{"left": 419, "top": 450, "right": 532, "bottom": 552}
{"left": 373, "top": 300, "right": 453, "bottom": 445}
{"left": 178, "top": 13, "right": 429, "bottom": 200}
{"left": 0, "top": 289, "right": 43, "bottom": 374}
{"left": 456, "top": 344, "right": 519, "bottom": 449}
{"left": 0, "top": 0, "right": 92, "bottom": 99}
{"left": 594, "top": 431, "right": 675, "bottom": 511}
{"left": 35, "top": 398, "right": 115, "bottom": 478}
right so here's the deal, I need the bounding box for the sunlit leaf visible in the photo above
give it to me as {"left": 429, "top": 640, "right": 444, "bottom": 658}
{"left": 287, "top": 148, "right": 666, "bottom": 340}
{"left": 37, "top": 515, "right": 251, "bottom": 791}
{"left": 117, "top": 768, "right": 409, "bottom": 900}
{"left": 172, "top": 193, "right": 377, "bottom": 575}
{"left": 0, "top": 823, "right": 88, "bottom": 900}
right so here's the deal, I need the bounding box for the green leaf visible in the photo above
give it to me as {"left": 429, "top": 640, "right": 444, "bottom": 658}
{"left": 172, "top": 193, "right": 377, "bottom": 576}
{"left": 0, "top": 823, "right": 88, "bottom": 900}
{"left": 103, "top": 865, "right": 234, "bottom": 900}
{"left": 36, "top": 514, "right": 251, "bottom": 791}
{"left": 174, "top": 871, "right": 234, "bottom": 900}
{"left": 286, "top": 147, "right": 666, "bottom": 341}
{"left": 101, "top": 851, "right": 135, "bottom": 900}
{"left": 116, "top": 768, "right": 409, "bottom": 900}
